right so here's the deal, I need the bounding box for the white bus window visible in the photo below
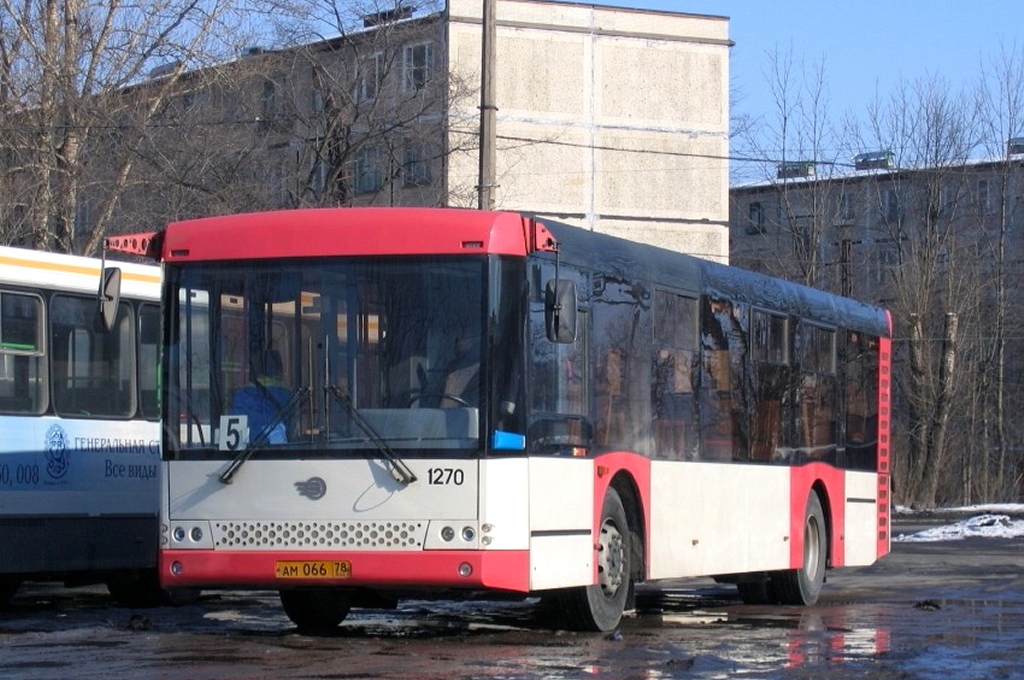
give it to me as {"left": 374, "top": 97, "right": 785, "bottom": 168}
{"left": 51, "top": 295, "right": 135, "bottom": 418}
{"left": 0, "top": 292, "right": 46, "bottom": 414}
{"left": 139, "top": 303, "right": 161, "bottom": 420}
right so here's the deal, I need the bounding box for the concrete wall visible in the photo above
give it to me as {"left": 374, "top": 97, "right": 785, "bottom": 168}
{"left": 446, "top": 0, "right": 731, "bottom": 262}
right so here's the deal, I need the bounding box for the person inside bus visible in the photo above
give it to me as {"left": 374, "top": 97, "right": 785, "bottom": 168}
{"left": 230, "top": 349, "right": 291, "bottom": 444}
{"left": 441, "top": 331, "right": 480, "bottom": 407}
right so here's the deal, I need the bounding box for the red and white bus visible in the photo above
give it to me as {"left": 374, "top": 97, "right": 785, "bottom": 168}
{"left": 110, "top": 208, "right": 891, "bottom": 631}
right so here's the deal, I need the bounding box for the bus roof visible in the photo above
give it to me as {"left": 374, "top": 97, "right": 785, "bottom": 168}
{"left": 154, "top": 207, "right": 889, "bottom": 338}
{"left": 0, "top": 245, "right": 161, "bottom": 300}
{"left": 159, "top": 208, "right": 547, "bottom": 262}
{"left": 542, "top": 220, "right": 891, "bottom": 338}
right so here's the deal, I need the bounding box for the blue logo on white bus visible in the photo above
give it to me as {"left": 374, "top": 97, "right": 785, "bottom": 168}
{"left": 45, "top": 424, "right": 70, "bottom": 480}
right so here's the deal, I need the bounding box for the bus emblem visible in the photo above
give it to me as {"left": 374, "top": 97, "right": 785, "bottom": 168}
{"left": 44, "top": 424, "right": 70, "bottom": 480}
{"left": 295, "top": 477, "right": 327, "bottom": 500}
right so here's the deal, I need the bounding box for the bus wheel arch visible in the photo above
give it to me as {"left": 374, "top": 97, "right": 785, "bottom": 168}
{"left": 609, "top": 472, "right": 646, "bottom": 588}
{"left": 772, "top": 487, "right": 828, "bottom": 605}
{"left": 554, "top": 476, "right": 642, "bottom": 632}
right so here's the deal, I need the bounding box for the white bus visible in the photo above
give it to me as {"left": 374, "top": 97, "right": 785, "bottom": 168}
{"left": 0, "top": 245, "right": 168, "bottom": 605}
{"left": 111, "top": 208, "right": 891, "bottom": 631}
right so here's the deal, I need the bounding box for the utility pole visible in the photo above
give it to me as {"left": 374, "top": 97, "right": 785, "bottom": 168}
{"left": 477, "top": 0, "right": 497, "bottom": 210}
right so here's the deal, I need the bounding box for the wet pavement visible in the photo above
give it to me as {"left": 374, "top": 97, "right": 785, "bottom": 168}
{"left": 3, "top": 519, "right": 1024, "bottom": 679}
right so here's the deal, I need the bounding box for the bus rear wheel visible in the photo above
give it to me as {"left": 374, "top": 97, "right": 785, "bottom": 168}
{"left": 772, "top": 491, "right": 827, "bottom": 606}
{"left": 279, "top": 588, "right": 352, "bottom": 633}
{"left": 556, "top": 487, "right": 631, "bottom": 632}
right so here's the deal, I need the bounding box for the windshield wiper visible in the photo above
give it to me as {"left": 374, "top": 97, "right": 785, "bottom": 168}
{"left": 325, "top": 383, "right": 417, "bottom": 486}
{"left": 218, "top": 386, "right": 310, "bottom": 484}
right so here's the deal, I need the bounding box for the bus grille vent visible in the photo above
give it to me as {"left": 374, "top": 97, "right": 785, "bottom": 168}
{"left": 212, "top": 520, "right": 426, "bottom": 550}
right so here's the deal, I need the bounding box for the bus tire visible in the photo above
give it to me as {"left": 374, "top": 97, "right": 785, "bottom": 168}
{"left": 772, "top": 491, "right": 827, "bottom": 606}
{"left": 279, "top": 588, "right": 352, "bottom": 632}
{"left": 736, "top": 578, "right": 775, "bottom": 605}
{"left": 556, "top": 486, "right": 631, "bottom": 632}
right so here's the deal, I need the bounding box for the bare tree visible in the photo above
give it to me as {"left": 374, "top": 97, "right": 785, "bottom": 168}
{"left": 975, "top": 41, "right": 1024, "bottom": 501}
{"left": 734, "top": 47, "right": 849, "bottom": 289}
{"left": 119, "top": 0, "right": 479, "bottom": 220}
{"left": 0, "top": 0, "right": 274, "bottom": 253}
{"left": 850, "top": 76, "right": 981, "bottom": 507}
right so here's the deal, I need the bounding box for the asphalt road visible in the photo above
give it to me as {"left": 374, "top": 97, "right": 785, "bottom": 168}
{"left": 2, "top": 517, "right": 1023, "bottom": 679}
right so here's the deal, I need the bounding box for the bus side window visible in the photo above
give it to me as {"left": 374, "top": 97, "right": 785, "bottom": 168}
{"left": 0, "top": 291, "right": 47, "bottom": 414}
{"left": 652, "top": 291, "right": 698, "bottom": 460}
{"left": 845, "top": 331, "right": 879, "bottom": 470}
{"left": 750, "top": 310, "right": 790, "bottom": 463}
{"left": 51, "top": 295, "right": 135, "bottom": 418}
{"left": 139, "top": 303, "right": 161, "bottom": 420}
{"left": 700, "top": 297, "right": 741, "bottom": 461}
{"left": 797, "top": 323, "right": 837, "bottom": 463}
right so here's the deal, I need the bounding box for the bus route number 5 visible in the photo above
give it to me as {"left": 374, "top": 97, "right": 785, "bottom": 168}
{"left": 219, "top": 415, "right": 250, "bottom": 451}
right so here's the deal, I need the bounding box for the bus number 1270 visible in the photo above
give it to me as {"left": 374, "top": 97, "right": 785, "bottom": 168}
{"left": 427, "top": 467, "right": 464, "bottom": 485}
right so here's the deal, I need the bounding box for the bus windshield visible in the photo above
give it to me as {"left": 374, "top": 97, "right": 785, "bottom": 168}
{"left": 165, "top": 256, "right": 487, "bottom": 458}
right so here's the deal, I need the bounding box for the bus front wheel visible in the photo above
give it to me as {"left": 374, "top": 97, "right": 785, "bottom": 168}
{"left": 556, "top": 486, "right": 632, "bottom": 632}
{"left": 279, "top": 588, "right": 352, "bottom": 632}
{"left": 772, "top": 491, "right": 827, "bottom": 606}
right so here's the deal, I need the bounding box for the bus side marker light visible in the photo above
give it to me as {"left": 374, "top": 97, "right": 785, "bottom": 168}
{"left": 597, "top": 465, "right": 610, "bottom": 478}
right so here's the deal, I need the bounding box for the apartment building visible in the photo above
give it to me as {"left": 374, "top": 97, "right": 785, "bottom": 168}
{"left": 729, "top": 156, "right": 1024, "bottom": 304}
{"left": 112, "top": 1, "right": 731, "bottom": 261}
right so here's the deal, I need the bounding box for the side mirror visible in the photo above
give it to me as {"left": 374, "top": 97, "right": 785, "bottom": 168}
{"left": 544, "top": 279, "right": 577, "bottom": 343}
{"left": 98, "top": 267, "right": 122, "bottom": 332}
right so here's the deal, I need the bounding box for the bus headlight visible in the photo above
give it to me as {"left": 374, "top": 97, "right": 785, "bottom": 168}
{"left": 168, "top": 521, "right": 214, "bottom": 549}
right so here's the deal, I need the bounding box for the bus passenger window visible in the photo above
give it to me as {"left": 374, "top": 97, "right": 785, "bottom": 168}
{"left": 797, "top": 324, "right": 837, "bottom": 462}
{"left": 51, "top": 295, "right": 135, "bottom": 418}
{"left": 845, "top": 331, "right": 879, "bottom": 470}
{"left": 652, "top": 291, "right": 698, "bottom": 460}
{"left": 750, "top": 310, "right": 790, "bottom": 463}
{"left": 0, "top": 292, "right": 46, "bottom": 414}
{"left": 139, "top": 303, "right": 161, "bottom": 420}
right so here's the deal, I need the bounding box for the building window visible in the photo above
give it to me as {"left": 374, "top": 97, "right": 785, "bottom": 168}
{"left": 403, "top": 43, "right": 433, "bottom": 93}
{"left": 875, "top": 242, "right": 899, "bottom": 284}
{"left": 354, "top": 52, "right": 383, "bottom": 102}
{"left": 746, "top": 201, "right": 765, "bottom": 234}
{"left": 354, "top": 146, "right": 383, "bottom": 194}
{"left": 402, "top": 139, "right": 432, "bottom": 187}
{"left": 977, "top": 179, "right": 992, "bottom": 214}
{"left": 839, "top": 191, "right": 854, "bottom": 221}
{"left": 882, "top": 188, "right": 902, "bottom": 221}
{"left": 258, "top": 76, "right": 288, "bottom": 133}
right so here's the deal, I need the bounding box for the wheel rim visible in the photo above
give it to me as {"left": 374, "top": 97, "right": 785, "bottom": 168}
{"left": 804, "top": 514, "right": 822, "bottom": 578}
{"left": 597, "top": 517, "right": 625, "bottom": 597}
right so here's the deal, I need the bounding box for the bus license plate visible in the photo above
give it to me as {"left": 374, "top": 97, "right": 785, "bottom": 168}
{"left": 274, "top": 560, "right": 351, "bottom": 579}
